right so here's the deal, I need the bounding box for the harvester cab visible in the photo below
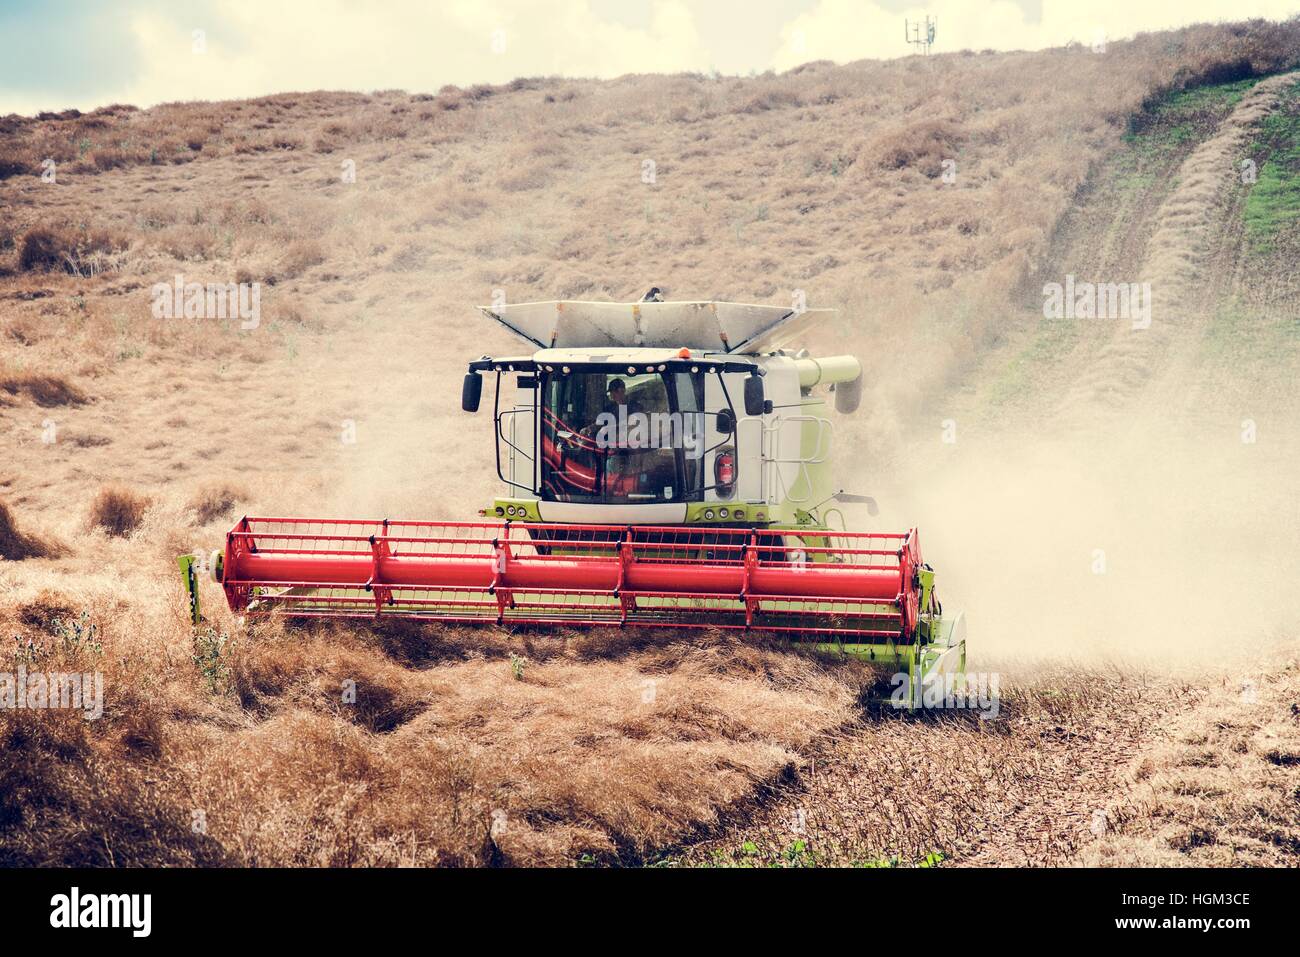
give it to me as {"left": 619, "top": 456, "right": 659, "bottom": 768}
{"left": 463, "top": 298, "right": 865, "bottom": 530}
{"left": 182, "top": 296, "right": 964, "bottom": 707}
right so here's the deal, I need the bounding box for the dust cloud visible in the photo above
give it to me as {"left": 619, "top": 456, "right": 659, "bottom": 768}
{"left": 862, "top": 414, "right": 1299, "bottom": 671}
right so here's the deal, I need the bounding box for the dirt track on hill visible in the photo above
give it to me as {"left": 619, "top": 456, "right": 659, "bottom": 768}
{"left": 1057, "top": 72, "right": 1298, "bottom": 422}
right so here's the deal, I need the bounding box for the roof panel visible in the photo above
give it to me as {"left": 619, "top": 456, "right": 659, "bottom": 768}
{"left": 477, "top": 300, "right": 835, "bottom": 353}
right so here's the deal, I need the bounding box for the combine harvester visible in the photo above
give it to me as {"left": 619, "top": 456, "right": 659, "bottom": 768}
{"left": 181, "top": 297, "right": 964, "bottom": 700}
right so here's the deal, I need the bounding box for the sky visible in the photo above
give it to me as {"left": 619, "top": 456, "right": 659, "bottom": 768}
{"left": 1, "top": 0, "right": 1297, "bottom": 115}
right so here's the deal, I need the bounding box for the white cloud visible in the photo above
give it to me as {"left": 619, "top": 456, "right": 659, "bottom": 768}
{"left": 1, "top": 0, "right": 713, "bottom": 113}
{"left": 775, "top": 0, "right": 1030, "bottom": 68}
{"left": 773, "top": 0, "right": 1300, "bottom": 70}
{"left": 2, "top": 0, "right": 1297, "bottom": 114}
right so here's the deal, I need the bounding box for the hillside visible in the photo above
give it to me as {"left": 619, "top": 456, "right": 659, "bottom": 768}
{"left": 1, "top": 19, "right": 1298, "bottom": 866}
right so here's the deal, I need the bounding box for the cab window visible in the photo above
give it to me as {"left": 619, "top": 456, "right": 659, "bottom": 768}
{"left": 540, "top": 370, "right": 702, "bottom": 504}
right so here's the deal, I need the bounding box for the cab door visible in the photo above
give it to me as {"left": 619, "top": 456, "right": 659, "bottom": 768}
{"left": 703, "top": 369, "right": 763, "bottom": 504}
{"left": 508, "top": 374, "right": 537, "bottom": 493}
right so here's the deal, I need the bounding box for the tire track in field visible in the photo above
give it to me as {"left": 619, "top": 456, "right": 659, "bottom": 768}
{"left": 1058, "top": 73, "right": 1297, "bottom": 425}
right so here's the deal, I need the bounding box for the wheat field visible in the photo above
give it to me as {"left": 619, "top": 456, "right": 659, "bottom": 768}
{"left": 1, "top": 19, "right": 1298, "bottom": 866}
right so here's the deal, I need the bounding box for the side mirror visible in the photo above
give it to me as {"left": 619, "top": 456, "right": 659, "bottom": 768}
{"left": 715, "top": 409, "right": 735, "bottom": 434}
{"left": 743, "top": 375, "right": 765, "bottom": 417}
{"left": 462, "top": 372, "right": 482, "bottom": 412}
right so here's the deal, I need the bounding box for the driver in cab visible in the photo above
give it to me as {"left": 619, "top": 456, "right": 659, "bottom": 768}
{"left": 600, "top": 379, "right": 627, "bottom": 419}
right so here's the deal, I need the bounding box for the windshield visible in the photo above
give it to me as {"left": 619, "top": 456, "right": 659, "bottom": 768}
{"left": 541, "top": 369, "right": 707, "bottom": 504}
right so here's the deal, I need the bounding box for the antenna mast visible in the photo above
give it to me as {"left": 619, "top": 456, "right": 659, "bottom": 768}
{"left": 904, "top": 16, "right": 937, "bottom": 55}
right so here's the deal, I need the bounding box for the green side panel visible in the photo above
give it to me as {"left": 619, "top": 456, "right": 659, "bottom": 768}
{"left": 813, "top": 611, "right": 967, "bottom": 711}
{"left": 917, "top": 567, "right": 935, "bottom": 618}
{"left": 683, "top": 501, "right": 774, "bottom": 523}
{"left": 812, "top": 640, "right": 916, "bottom": 668}
{"left": 489, "top": 497, "right": 836, "bottom": 529}
{"left": 178, "top": 554, "right": 201, "bottom": 626}
{"left": 489, "top": 497, "right": 542, "bottom": 520}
